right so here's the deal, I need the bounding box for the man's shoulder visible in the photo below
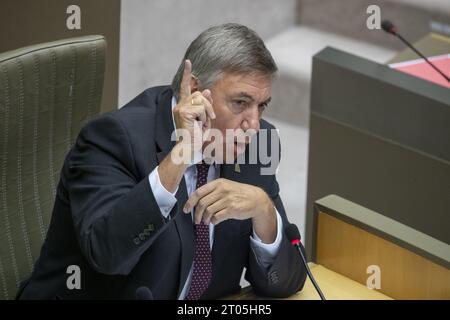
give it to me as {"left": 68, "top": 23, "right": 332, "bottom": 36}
{"left": 76, "top": 85, "right": 172, "bottom": 143}
{"left": 118, "top": 85, "right": 172, "bottom": 115}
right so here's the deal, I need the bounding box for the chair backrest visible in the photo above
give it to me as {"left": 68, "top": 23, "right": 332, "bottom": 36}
{"left": 0, "top": 35, "right": 106, "bottom": 299}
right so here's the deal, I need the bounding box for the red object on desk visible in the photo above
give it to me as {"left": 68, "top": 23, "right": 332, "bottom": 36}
{"left": 389, "top": 54, "right": 450, "bottom": 89}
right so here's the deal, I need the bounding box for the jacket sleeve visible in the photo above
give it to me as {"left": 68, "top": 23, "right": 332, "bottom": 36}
{"left": 64, "top": 113, "right": 173, "bottom": 275}
{"left": 245, "top": 188, "right": 307, "bottom": 298}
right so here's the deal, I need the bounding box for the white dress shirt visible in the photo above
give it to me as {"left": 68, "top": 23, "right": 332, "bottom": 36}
{"left": 147, "top": 97, "right": 283, "bottom": 299}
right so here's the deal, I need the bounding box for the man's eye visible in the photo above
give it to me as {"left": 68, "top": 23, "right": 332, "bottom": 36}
{"left": 232, "top": 100, "right": 247, "bottom": 110}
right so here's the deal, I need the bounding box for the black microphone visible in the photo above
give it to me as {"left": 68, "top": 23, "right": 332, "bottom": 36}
{"left": 135, "top": 286, "right": 154, "bottom": 300}
{"left": 382, "top": 19, "right": 450, "bottom": 83}
{"left": 285, "top": 223, "right": 326, "bottom": 300}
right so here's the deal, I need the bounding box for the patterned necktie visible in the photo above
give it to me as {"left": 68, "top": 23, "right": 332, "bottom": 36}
{"left": 186, "top": 161, "right": 212, "bottom": 300}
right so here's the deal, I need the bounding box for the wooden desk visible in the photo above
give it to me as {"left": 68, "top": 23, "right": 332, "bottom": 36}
{"left": 229, "top": 263, "right": 392, "bottom": 300}
{"left": 315, "top": 196, "right": 450, "bottom": 299}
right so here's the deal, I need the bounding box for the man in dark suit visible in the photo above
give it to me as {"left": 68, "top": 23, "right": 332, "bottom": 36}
{"left": 18, "top": 23, "right": 307, "bottom": 299}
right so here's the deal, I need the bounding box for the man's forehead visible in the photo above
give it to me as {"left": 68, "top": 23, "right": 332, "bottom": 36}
{"left": 219, "top": 73, "right": 272, "bottom": 101}
{"left": 229, "top": 91, "right": 272, "bottom": 104}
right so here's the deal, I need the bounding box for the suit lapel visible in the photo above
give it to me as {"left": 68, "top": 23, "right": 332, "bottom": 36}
{"left": 154, "top": 89, "right": 195, "bottom": 298}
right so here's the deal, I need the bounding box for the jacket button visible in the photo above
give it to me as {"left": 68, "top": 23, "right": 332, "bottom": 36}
{"left": 133, "top": 237, "right": 141, "bottom": 245}
{"left": 269, "top": 271, "right": 279, "bottom": 284}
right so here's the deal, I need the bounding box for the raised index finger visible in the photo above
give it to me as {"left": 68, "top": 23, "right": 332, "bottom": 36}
{"left": 179, "top": 59, "right": 192, "bottom": 101}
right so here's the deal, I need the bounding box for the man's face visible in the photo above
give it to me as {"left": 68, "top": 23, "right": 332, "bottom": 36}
{"left": 205, "top": 72, "right": 272, "bottom": 161}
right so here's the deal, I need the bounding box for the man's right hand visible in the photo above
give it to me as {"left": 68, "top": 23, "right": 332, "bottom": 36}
{"left": 157, "top": 60, "right": 215, "bottom": 193}
{"left": 173, "top": 59, "right": 215, "bottom": 150}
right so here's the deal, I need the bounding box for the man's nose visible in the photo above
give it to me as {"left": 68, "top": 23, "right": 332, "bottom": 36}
{"left": 241, "top": 106, "right": 260, "bottom": 132}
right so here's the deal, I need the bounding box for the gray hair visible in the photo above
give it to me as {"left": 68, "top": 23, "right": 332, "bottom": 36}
{"left": 171, "top": 23, "right": 277, "bottom": 100}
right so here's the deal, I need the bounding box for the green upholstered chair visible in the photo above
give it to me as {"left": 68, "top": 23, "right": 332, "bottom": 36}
{"left": 0, "top": 35, "right": 106, "bottom": 299}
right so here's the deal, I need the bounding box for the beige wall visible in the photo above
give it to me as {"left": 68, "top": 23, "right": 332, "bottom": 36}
{"left": 0, "top": 0, "right": 121, "bottom": 113}
{"left": 119, "top": 0, "right": 298, "bottom": 106}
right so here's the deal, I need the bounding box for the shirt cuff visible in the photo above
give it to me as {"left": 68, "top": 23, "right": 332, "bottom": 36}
{"left": 148, "top": 166, "right": 178, "bottom": 219}
{"left": 250, "top": 209, "right": 283, "bottom": 268}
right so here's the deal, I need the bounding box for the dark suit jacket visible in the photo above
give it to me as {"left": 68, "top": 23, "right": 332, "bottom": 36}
{"left": 18, "top": 86, "right": 307, "bottom": 299}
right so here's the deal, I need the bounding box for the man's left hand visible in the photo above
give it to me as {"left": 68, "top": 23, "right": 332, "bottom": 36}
{"left": 183, "top": 178, "right": 277, "bottom": 243}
